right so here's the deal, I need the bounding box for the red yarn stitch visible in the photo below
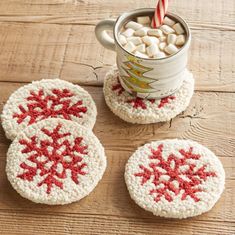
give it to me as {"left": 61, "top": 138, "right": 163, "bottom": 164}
{"left": 112, "top": 77, "right": 125, "bottom": 95}
{"left": 13, "top": 88, "right": 87, "bottom": 125}
{"left": 158, "top": 96, "right": 175, "bottom": 108}
{"left": 17, "top": 123, "right": 88, "bottom": 194}
{"left": 134, "top": 144, "right": 217, "bottom": 202}
{"left": 127, "top": 97, "right": 147, "bottom": 109}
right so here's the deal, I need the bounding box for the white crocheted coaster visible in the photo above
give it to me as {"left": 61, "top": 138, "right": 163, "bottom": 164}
{"left": 103, "top": 68, "right": 194, "bottom": 124}
{"left": 6, "top": 118, "right": 106, "bottom": 205}
{"left": 1, "top": 79, "right": 97, "bottom": 140}
{"left": 125, "top": 139, "right": 225, "bottom": 219}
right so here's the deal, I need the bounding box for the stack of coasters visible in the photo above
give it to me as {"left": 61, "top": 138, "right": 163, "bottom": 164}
{"left": 1, "top": 79, "right": 106, "bottom": 205}
{"left": 125, "top": 139, "right": 225, "bottom": 218}
{"left": 103, "top": 68, "right": 194, "bottom": 124}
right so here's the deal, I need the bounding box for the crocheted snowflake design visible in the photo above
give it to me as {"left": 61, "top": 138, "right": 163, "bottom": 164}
{"left": 134, "top": 144, "right": 217, "bottom": 203}
{"left": 17, "top": 123, "right": 88, "bottom": 194}
{"left": 112, "top": 77, "right": 175, "bottom": 109}
{"left": 13, "top": 89, "right": 87, "bottom": 125}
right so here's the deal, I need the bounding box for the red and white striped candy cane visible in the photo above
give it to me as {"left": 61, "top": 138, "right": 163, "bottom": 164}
{"left": 151, "top": 0, "right": 168, "bottom": 28}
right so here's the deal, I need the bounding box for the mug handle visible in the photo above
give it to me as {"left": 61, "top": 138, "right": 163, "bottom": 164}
{"left": 95, "top": 19, "right": 116, "bottom": 51}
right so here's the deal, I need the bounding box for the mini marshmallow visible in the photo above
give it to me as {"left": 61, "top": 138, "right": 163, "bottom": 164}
{"left": 135, "top": 51, "right": 149, "bottom": 58}
{"left": 122, "top": 28, "right": 135, "bottom": 37}
{"left": 125, "top": 21, "right": 143, "bottom": 30}
{"left": 142, "top": 36, "right": 159, "bottom": 46}
{"left": 134, "top": 27, "right": 149, "bottom": 37}
{"left": 163, "top": 16, "right": 176, "bottom": 26}
{"left": 146, "top": 44, "right": 159, "bottom": 57}
{"left": 135, "top": 44, "right": 146, "bottom": 53}
{"left": 127, "top": 36, "right": 142, "bottom": 45}
{"left": 167, "top": 34, "right": 177, "bottom": 45}
{"left": 124, "top": 41, "right": 136, "bottom": 53}
{"left": 118, "top": 34, "right": 127, "bottom": 46}
{"left": 160, "top": 25, "right": 175, "bottom": 34}
{"left": 137, "top": 16, "right": 151, "bottom": 25}
{"left": 175, "top": 35, "right": 186, "bottom": 46}
{"left": 159, "top": 42, "right": 167, "bottom": 50}
{"left": 147, "top": 29, "right": 163, "bottom": 37}
{"left": 154, "top": 52, "right": 166, "bottom": 59}
{"left": 164, "top": 44, "right": 179, "bottom": 55}
{"left": 173, "top": 23, "right": 185, "bottom": 34}
{"left": 159, "top": 36, "right": 166, "bottom": 42}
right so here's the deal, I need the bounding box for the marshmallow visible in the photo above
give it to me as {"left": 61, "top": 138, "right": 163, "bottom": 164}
{"left": 164, "top": 44, "right": 179, "bottom": 55}
{"left": 154, "top": 52, "right": 166, "bottom": 59}
{"left": 135, "top": 51, "right": 149, "bottom": 58}
{"left": 163, "top": 16, "right": 176, "bottom": 26}
{"left": 159, "top": 42, "right": 167, "bottom": 51}
{"left": 160, "top": 25, "right": 175, "bottom": 34}
{"left": 147, "top": 29, "right": 163, "bottom": 37}
{"left": 175, "top": 35, "right": 186, "bottom": 46}
{"left": 135, "top": 44, "right": 146, "bottom": 53}
{"left": 118, "top": 34, "right": 127, "bottom": 46}
{"left": 127, "top": 36, "right": 142, "bottom": 45}
{"left": 125, "top": 21, "right": 143, "bottom": 30}
{"left": 142, "top": 36, "right": 159, "bottom": 46}
{"left": 137, "top": 16, "right": 151, "bottom": 25}
{"left": 124, "top": 41, "right": 136, "bottom": 53}
{"left": 146, "top": 44, "right": 159, "bottom": 57}
{"left": 173, "top": 23, "right": 185, "bottom": 34}
{"left": 122, "top": 28, "right": 135, "bottom": 37}
{"left": 159, "top": 36, "right": 166, "bottom": 42}
{"left": 167, "top": 34, "right": 177, "bottom": 45}
{"left": 134, "top": 27, "right": 149, "bottom": 37}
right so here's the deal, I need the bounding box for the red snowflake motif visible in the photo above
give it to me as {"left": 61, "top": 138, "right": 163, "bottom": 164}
{"left": 13, "top": 89, "right": 87, "bottom": 125}
{"left": 127, "top": 96, "right": 175, "bottom": 110}
{"left": 112, "top": 77, "right": 125, "bottom": 95}
{"left": 17, "top": 123, "right": 88, "bottom": 194}
{"left": 134, "top": 144, "right": 217, "bottom": 202}
{"left": 127, "top": 97, "right": 149, "bottom": 109}
{"left": 158, "top": 96, "right": 175, "bottom": 108}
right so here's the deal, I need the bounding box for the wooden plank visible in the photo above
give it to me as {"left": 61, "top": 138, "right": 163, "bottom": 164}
{"left": 0, "top": 0, "right": 233, "bottom": 26}
{"left": 0, "top": 22, "right": 71, "bottom": 82}
{"left": 0, "top": 82, "right": 234, "bottom": 223}
{"left": 0, "top": 210, "right": 234, "bottom": 235}
{"left": 0, "top": 23, "right": 234, "bottom": 91}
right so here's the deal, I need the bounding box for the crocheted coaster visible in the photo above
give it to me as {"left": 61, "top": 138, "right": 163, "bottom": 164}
{"left": 103, "top": 68, "right": 194, "bottom": 124}
{"left": 125, "top": 139, "right": 225, "bottom": 218}
{"left": 1, "top": 79, "right": 97, "bottom": 140}
{"left": 6, "top": 118, "right": 106, "bottom": 205}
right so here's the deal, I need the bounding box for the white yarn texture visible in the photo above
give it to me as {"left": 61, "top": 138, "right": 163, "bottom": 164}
{"left": 103, "top": 68, "right": 194, "bottom": 124}
{"left": 1, "top": 79, "right": 97, "bottom": 140}
{"left": 6, "top": 118, "right": 106, "bottom": 205}
{"left": 125, "top": 139, "right": 225, "bottom": 218}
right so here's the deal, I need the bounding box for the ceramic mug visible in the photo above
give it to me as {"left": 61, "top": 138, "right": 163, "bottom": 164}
{"left": 95, "top": 8, "right": 191, "bottom": 99}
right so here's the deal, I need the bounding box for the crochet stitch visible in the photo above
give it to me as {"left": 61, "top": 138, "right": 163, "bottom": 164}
{"left": 103, "top": 68, "right": 194, "bottom": 124}
{"left": 1, "top": 79, "right": 97, "bottom": 140}
{"left": 6, "top": 118, "right": 106, "bottom": 205}
{"left": 125, "top": 139, "right": 225, "bottom": 218}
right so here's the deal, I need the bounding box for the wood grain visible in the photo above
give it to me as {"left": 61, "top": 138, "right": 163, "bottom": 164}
{"left": 0, "top": 1, "right": 234, "bottom": 91}
{"left": 0, "top": 0, "right": 234, "bottom": 234}
{"left": 0, "top": 23, "right": 234, "bottom": 91}
{"left": 0, "top": 210, "right": 234, "bottom": 235}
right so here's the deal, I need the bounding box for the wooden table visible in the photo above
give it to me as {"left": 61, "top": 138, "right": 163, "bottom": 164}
{"left": 0, "top": 1, "right": 234, "bottom": 234}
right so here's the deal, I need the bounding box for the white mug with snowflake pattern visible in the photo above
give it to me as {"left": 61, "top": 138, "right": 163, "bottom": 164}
{"left": 95, "top": 8, "right": 191, "bottom": 99}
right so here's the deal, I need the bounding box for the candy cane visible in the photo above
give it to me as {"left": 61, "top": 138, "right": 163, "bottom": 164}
{"left": 151, "top": 0, "right": 168, "bottom": 28}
